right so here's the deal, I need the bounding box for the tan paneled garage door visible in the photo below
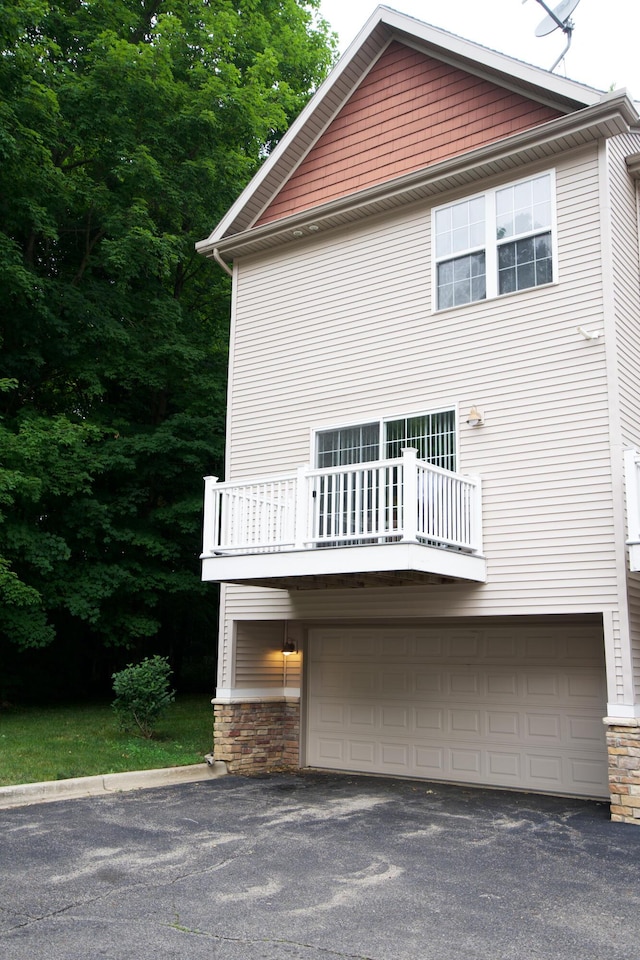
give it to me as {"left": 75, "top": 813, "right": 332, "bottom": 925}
{"left": 306, "top": 623, "right": 608, "bottom": 798}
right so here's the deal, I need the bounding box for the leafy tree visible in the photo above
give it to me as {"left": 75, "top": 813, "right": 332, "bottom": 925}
{"left": 0, "top": 0, "right": 335, "bottom": 699}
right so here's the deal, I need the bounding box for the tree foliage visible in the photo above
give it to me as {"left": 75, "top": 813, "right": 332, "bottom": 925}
{"left": 0, "top": 0, "right": 335, "bottom": 697}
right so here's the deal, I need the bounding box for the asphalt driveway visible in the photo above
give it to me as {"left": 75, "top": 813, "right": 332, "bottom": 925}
{"left": 1, "top": 771, "right": 639, "bottom": 960}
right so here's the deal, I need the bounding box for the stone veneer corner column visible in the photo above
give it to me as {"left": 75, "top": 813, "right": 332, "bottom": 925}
{"left": 605, "top": 718, "right": 640, "bottom": 824}
{"left": 212, "top": 698, "right": 300, "bottom": 774}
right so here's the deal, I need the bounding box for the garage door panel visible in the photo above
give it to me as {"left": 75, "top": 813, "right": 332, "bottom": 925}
{"left": 315, "top": 738, "right": 345, "bottom": 762}
{"left": 415, "top": 745, "right": 445, "bottom": 774}
{"left": 487, "top": 751, "right": 521, "bottom": 780}
{"left": 307, "top": 625, "right": 608, "bottom": 799}
{"left": 415, "top": 672, "right": 442, "bottom": 694}
{"left": 449, "top": 672, "right": 481, "bottom": 695}
{"left": 485, "top": 637, "right": 518, "bottom": 658}
{"left": 415, "top": 707, "right": 444, "bottom": 731}
{"left": 568, "top": 674, "right": 603, "bottom": 698}
{"left": 525, "top": 713, "right": 562, "bottom": 741}
{"left": 350, "top": 669, "right": 378, "bottom": 694}
{"left": 311, "top": 666, "right": 346, "bottom": 695}
{"left": 523, "top": 673, "right": 559, "bottom": 698}
{"left": 381, "top": 706, "right": 410, "bottom": 729}
{"left": 524, "top": 636, "right": 560, "bottom": 659}
{"left": 446, "top": 632, "right": 482, "bottom": 657}
{"left": 450, "top": 748, "right": 482, "bottom": 775}
{"left": 570, "top": 757, "right": 608, "bottom": 790}
{"left": 487, "top": 711, "right": 520, "bottom": 737}
{"left": 349, "top": 740, "right": 375, "bottom": 764}
{"left": 318, "top": 702, "right": 344, "bottom": 725}
{"left": 527, "top": 754, "right": 564, "bottom": 787}
{"left": 450, "top": 709, "right": 481, "bottom": 736}
{"left": 381, "top": 742, "right": 410, "bottom": 767}
{"left": 384, "top": 671, "right": 411, "bottom": 695}
{"left": 349, "top": 704, "right": 376, "bottom": 728}
{"left": 568, "top": 715, "right": 603, "bottom": 743}
{"left": 487, "top": 673, "right": 519, "bottom": 696}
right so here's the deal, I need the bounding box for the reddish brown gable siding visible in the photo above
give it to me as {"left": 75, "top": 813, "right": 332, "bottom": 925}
{"left": 256, "top": 41, "right": 563, "bottom": 226}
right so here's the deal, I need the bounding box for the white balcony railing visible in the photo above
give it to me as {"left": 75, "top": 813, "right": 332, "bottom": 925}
{"left": 202, "top": 448, "right": 482, "bottom": 559}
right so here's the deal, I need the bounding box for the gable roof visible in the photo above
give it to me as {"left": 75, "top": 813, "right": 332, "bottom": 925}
{"left": 196, "top": 5, "right": 637, "bottom": 260}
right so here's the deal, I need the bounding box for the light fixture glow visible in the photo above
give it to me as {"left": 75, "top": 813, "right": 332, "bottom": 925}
{"left": 466, "top": 405, "right": 484, "bottom": 427}
{"left": 282, "top": 639, "right": 296, "bottom": 656}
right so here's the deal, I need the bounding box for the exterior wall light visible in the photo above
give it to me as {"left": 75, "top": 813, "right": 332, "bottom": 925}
{"left": 466, "top": 405, "right": 484, "bottom": 427}
{"left": 282, "top": 639, "right": 297, "bottom": 656}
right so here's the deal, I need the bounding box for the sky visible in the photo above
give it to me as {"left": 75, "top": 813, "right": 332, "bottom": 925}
{"left": 317, "top": 0, "right": 640, "bottom": 98}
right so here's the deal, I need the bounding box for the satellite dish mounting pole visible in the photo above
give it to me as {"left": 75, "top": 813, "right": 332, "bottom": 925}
{"left": 549, "top": 23, "right": 573, "bottom": 72}
{"left": 531, "top": 0, "right": 580, "bottom": 72}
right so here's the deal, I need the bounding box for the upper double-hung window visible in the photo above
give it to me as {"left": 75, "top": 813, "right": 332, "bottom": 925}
{"left": 434, "top": 171, "right": 555, "bottom": 310}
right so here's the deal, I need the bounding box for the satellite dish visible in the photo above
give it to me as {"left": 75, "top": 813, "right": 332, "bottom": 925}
{"left": 535, "top": 0, "right": 581, "bottom": 38}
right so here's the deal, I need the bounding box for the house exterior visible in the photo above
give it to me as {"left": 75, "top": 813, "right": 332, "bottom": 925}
{"left": 196, "top": 6, "right": 640, "bottom": 823}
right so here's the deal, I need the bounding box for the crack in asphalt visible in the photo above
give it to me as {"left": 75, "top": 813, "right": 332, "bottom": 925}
{"left": 163, "top": 923, "right": 380, "bottom": 960}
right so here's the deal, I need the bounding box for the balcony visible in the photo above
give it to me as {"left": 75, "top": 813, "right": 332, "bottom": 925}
{"left": 201, "top": 448, "right": 485, "bottom": 589}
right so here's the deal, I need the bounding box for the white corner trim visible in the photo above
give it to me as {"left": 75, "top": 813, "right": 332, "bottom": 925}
{"left": 604, "top": 705, "right": 640, "bottom": 722}
{"left": 212, "top": 688, "right": 300, "bottom": 703}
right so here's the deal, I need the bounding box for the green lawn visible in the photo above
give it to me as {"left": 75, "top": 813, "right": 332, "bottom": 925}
{"left": 0, "top": 695, "right": 213, "bottom": 787}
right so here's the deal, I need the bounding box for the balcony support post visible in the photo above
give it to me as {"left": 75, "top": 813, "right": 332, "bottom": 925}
{"left": 469, "top": 475, "right": 483, "bottom": 555}
{"left": 202, "top": 476, "right": 220, "bottom": 557}
{"left": 294, "top": 465, "right": 310, "bottom": 550}
{"left": 400, "top": 447, "right": 418, "bottom": 543}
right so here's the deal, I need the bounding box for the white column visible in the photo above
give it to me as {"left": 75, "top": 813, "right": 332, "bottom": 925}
{"left": 294, "top": 465, "right": 310, "bottom": 549}
{"left": 201, "top": 476, "right": 219, "bottom": 557}
{"left": 401, "top": 448, "right": 418, "bottom": 543}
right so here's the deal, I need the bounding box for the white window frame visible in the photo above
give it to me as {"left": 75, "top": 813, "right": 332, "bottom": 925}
{"left": 431, "top": 169, "right": 558, "bottom": 312}
{"left": 311, "top": 407, "right": 459, "bottom": 472}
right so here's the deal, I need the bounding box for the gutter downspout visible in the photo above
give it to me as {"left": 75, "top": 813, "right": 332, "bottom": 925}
{"left": 213, "top": 247, "right": 233, "bottom": 277}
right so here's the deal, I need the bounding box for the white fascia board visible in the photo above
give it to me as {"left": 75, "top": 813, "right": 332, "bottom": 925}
{"left": 196, "top": 5, "right": 605, "bottom": 256}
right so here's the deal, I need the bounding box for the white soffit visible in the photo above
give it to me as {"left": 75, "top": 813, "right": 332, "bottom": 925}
{"left": 196, "top": 5, "right": 607, "bottom": 255}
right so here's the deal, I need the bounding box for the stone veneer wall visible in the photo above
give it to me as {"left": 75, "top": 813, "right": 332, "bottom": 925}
{"left": 606, "top": 720, "right": 640, "bottom": 824}
{"left": 213, "top": 699, "right": 300, "bottom": 773}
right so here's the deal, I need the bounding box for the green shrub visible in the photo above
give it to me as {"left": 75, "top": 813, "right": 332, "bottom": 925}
{"left": 112, "top": 655, "right": 175, "bottom": 738}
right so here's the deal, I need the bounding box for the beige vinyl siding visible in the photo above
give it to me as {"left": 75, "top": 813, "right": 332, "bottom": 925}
{"left": 235, "top": 621, "right": 286, "bottom": 689}
{"left": 607, "top": 133, "right": 640, "bottom": 703}
{"left": 217, "top": 585, "right": 233, "bottom": 688}
{"left": 227, "top": 620, "right": 302, "bottom": 691}
{"left": 223, "top": 144, "right": 616, "bottom": 627}
{"left": 627, "top": 585, "right": 640, "bottom": 702}
{"left": 217, "top": 143, "right": 627, "bottom": 702}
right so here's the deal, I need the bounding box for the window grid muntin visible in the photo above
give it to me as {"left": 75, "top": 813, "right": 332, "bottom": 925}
{"left": 433, "top": 170, "right": 555, "bottom": 309}
{"left": 495, "top": 174, "right": 552, "bottom": 241}
{"left": 498, "top": 232, "right": 553, "bottom": 295}
{"left": 316, "top": 422, "right": 379, "bottom": 468}
{"left": 316, "top": 410, "right": 457, "bottom": 472}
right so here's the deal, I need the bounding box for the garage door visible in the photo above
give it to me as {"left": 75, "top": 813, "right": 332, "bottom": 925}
{"left": 306, "top": 623, "right": 608, "bottom": 798}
